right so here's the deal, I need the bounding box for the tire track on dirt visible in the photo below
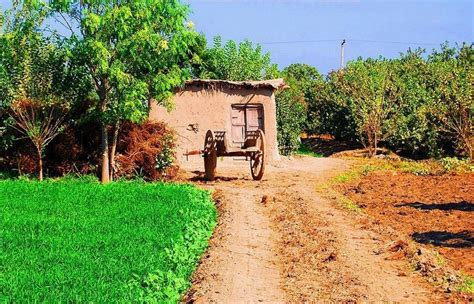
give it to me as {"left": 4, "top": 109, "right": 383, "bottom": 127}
{"left": 186, "top": 176, "right": 285, "bottom": 303}
{"left": 184, "top": 157, "right": 437, "bottom": 302}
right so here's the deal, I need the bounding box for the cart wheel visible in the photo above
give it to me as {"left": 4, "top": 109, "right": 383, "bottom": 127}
{"left": 203, "top": 130, "right": 217, "bottom": 181}
{"left": 250, "top": 129, "right": 265, "bottom": 180}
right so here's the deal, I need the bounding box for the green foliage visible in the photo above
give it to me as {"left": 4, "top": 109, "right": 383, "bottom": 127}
{"left": 155, "top": 134, "right": 175, "bottom": 174}
{"left": 276, "top": 87, "right": 306, "bottom": 155}
{"left": 0, "top": 10, "right": 90, "bottom": 171}
{"left": 196, "top": 36, "right": 279, "bottom": 81}
{"left": 307, "top": 43, "right": 473, "bottom": 160}
{"left": 276, "top": 64, "right": 323, "bottom": 155}
{"left": 427, "top": 44, "right": 473, "bottom": 160}
{"left": 384, "top": 49, "right": 439, "bottom": 156}
{"left": 336, "top": 58, "right": 400, "bottom": 156}
{"left": 439, "top": 157, "right": 472, "bottom": 172}
{"left": 308, "top": 71, "right": 357, "bottom": 140}
{"left": 0, "top": 179, "right": 216, "bottom": 302}
{"left": 46, "top": 0, "right": 205, "bottom": 123}
{"left": 9, "top": 0, "right": 206, "bottom": 182}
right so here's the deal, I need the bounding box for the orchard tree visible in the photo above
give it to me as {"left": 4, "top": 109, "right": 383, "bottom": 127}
{"left": 428, "top": 44, "right": 473, "bottom": 161}
{"left": 337, "top": 58, "right": 400, "bottom": 157}
{"left": 196, "top": 36, "right": 279, "bottom": 81}
{"left": 27, "top": 0, "right": 205, "bottom": 183}
{"left": 276, "top": 64, "right": 322, "bottom": 154}
{"left": 386, "top": 49, "right": 440, "bottom": 156}
{"left": 282, "top": 63, "right": 323, "bottom": 133}
{"left": 275, "top": 86, "right": 306, "bottom": 155}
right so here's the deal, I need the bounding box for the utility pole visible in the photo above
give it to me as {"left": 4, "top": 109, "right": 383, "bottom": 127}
{"left": 340, "top": 39, "right": 346, "bottom": 69}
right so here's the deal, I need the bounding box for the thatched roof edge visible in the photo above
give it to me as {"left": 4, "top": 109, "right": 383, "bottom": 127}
{"left": 183, "top": 78, "right": 288, "bottom": 90}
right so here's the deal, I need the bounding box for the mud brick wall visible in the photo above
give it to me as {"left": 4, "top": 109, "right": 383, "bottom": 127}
{"left": 149, "top": 82, "right": 281, "bottom": 164}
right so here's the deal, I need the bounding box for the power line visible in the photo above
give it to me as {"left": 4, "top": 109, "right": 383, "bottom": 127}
{"left": 259, "top": 39, "right": 341, "bottom": 45}
{"left": 349, "top": 39, "right": 440, "bottom": 46}
{"left": 259, "top": 38, "right": 441, "bottom": 46}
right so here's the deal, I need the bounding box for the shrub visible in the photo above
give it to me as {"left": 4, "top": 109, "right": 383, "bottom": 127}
{"left": 308, "top": 72, "right": 357, "bottom": 140}
{"left": 439, "top": 157, "right": 471, "bottom": 172}
{"left": 276, "top": 64, "right": 322, "bottom": 155}
{"left": 115, "top": 121, "right": 178, "bottom": 181}
{"left": 276, "top": 88, "right": 306, "bottom": 155}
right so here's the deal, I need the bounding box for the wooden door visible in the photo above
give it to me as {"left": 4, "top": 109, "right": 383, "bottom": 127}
{"left": 231, "top": 106, "right": 246, "bottom": 145}
{"left": 231, "top": 105, "right": 264, "bottom": 146}
{"left": 246, "top": 106, "right": 263, "bottom": 131}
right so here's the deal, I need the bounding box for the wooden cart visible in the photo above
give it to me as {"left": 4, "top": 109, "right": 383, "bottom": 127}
{"left": 203, "top": 129, "right": 265, "bottom": 181}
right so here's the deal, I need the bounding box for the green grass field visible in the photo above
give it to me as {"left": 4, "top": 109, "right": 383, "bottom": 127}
{"left": 0, "top": 178, "right": 216, "bottom": 302}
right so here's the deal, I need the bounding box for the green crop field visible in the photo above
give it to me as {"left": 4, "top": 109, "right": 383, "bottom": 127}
{"left": 0, "top": 178, "right": 216, "bottom": 302}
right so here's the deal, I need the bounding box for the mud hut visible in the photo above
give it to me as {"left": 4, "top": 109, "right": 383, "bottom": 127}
{"left": 149, "top": 79, "right": 287, "bottom": 164}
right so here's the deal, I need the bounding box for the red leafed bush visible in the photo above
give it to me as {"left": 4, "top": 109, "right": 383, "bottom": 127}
{"left": 115, "top": 121, "right": 178, "bottom": 181}
{"left": 14, "top": 153, "right": 38, "bottom": 175}
{"left": 0, "top": 139, "right": 38, "bottom": 175}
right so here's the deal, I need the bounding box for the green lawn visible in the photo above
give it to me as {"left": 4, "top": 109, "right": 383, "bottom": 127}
{"left": 0, "top": 179, "right": 216, "bottom": 302}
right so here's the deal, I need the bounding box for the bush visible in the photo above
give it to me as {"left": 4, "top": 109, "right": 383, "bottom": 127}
{"left": 276, "top": 64, "right": 323, "bottom": 155}
{"left": 0, "top": 120, "right": 178, "bottom": 180}
{"left": 115, "top": 121, "right": 178, "bottom": 181}
{"left": 276, "top": 88, "right": 306, "bottom": 155}
{"left": 307, "top": 71, "right": 357, "bottom": 140}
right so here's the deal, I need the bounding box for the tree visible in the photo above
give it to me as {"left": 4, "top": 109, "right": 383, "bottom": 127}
{"left": 282, "top": 64, "right": 322, "bottom": 133}
{"left": 275, "top": 87, "right": 306, "bottom": 155}
{"left": 336, "top": 58, "right": 400, "bottom": 157}
{"left": 383, "top": 49, "right": 437, "bottom": 156}
{"left": 275, "top": 64, "right": 322, "bottom": 154}
{"left": 22, "top": 0, "right": 205, "bottom": 183}
{"left": 428, "top": 44, "right": 473, "bottom": 161}
{"left": 196, "top": 36, "right": 279, "bottom": 81}
{"left": 10, "top": 99, "right": 67, "bottom": 180}
{"left": 0, "top": 7, "right": 78, "bottom": 180}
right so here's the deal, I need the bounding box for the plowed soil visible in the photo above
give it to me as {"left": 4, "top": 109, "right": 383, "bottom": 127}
{"left": 337, "top": 171, "right": 474, "bottom": 276}
{"left": 182, "top": 157, "right": 449, "bottom": 303}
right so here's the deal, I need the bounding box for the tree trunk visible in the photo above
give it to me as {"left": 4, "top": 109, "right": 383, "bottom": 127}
{"left": 109, "top": 121, "right": 120, "bottom": 181}
{"left": 373, "top": 132, "right": 378, "bottom": 157}
{"left": 100, "top": 121, "right": 110, "bottom": 184}
{"left": 98, "top": 79, "right": 110, "bottom": 184}
{"left": 366, "top": 131, "right": 374, "bottom": 158}
{"left": 37, "top": 147, "right": 43, "bottom": 181}
{"left": 466, "top": 137, "right": 473, "bottom": 163}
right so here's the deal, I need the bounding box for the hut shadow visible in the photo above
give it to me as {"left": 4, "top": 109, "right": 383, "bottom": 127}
{"left": 412, "top": 231, "right": 474, "bottom": 248}
{"left": 396, "top": 201, "right": 473, "bottom": 212}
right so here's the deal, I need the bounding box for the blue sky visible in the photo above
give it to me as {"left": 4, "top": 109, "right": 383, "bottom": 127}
{"left": 1, "top": 0, "right": 472, "bottom": 74}
{"left": 187, "top": 0, "right": 473, "bottom": 73}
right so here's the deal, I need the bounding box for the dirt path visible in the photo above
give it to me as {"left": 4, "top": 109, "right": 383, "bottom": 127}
{"left": 184, "top": 157, "right": 436, "bottom": 302}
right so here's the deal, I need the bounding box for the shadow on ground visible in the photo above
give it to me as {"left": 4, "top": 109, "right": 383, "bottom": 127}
{"left": 412, "top": 231, "right": 474, "bottom": 248}
{"left": 302, "top": 137, "right": 362, "bottom": 157}
{"left": 188, "top": 170, "right": 242, "bottom": 182}
{"left": 396, "top": 201, "right": 474, "bottom": 212}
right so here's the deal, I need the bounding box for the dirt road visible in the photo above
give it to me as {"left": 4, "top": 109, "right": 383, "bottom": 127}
{"left": 184, "top": 156, "right": 436, "bottom": 302}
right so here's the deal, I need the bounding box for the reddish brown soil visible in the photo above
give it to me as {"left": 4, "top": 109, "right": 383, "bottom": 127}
{"left": 337, "top": 171, "right": 474, "bottom": 276}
